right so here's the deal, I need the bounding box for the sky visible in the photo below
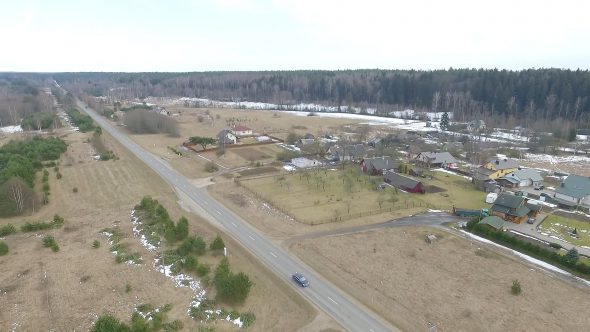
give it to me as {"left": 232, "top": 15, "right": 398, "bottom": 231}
{"left": 1, "top": 0, "right": 589, "bottom": 72}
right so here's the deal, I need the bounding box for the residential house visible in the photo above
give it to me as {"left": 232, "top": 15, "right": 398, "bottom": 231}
{"left": 468, "top": 120, "right": 486, "bottom": 132}
{"left": 384, "top": 171, "right": 425, "bottom": 194}
{"left": 471, "top": 167, "right": 496, "bottom": 190}
{"left": 296, "top": 138, "right": 316, "bottom": 147}
{"left": 496, "top": 177, "right": 520, "bottom": 189}
{"left": 152, "top": 106, "right": 169, "bottom": 116}
{"left": 232, "top": 125, "right": 253, "bottom": 137}
{"left": 479, "top": 216, "right": 506, "bottom": 230}
{"left": 490, "top": 193, "right": 531, "bottom": 223}
{"left": 414, "top": 152, "right": 458, "bottom": 169}
{"left": 483, "top": 158, "right": 519, "bottom": 179}
{"left": 328, "top": 144, "right": 367, "bottom": 161}
{"left": 290, "top": 157, "right": 321, "bottom": 169}
{"left": 555, "top": 175, "right": 590, "bottom": 206}
{"left": 217, "top": 129, "right": 237, "bottom": 145}
{"left": 360, "top": 156, "right": 396, "bottom": 175}
{"left": 503, "top": 169, "right": 543, "bottom": 188}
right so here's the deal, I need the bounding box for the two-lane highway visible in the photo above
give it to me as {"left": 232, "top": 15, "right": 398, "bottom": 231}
{"left": 77, "top": 100, "right": 397, "bottom": 332}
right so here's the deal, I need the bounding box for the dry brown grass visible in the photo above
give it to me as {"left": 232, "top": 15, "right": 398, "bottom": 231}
{"left": 289, "top": 227, "right": 590, "bottom": 332}
{"left": 0, "top": 127, "right": 315, "bottom": 331}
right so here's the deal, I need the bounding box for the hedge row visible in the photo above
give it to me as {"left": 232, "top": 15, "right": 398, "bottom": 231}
{"left": 466, "top": 220, "right": 590, "bottom": 278}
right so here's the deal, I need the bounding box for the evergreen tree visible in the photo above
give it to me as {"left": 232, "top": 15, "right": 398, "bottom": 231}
{"left": 568, "top": 128, "right": 578, "bottom": 142}
{"left": 440, "top": 112, "right": 449, "bottom": 131}
{"left": 565, "top": 248, "right": 579, "bottom": 265}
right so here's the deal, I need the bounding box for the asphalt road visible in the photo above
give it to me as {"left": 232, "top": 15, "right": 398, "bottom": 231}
{"left": 77, "top": 101, "right": 396, "bottom": 332}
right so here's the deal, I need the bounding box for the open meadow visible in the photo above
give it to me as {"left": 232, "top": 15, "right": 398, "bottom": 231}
{"left": 539, "top": 212, "right": 590, "bottom": 247}
{"left": 0, "top": 128, "right": 316, "bottom": 331}
{"left": 289, "top": 226, "right": 590, "bottom": 332}
{"left": 238, "top": 167, "right": 486, "bottom": 225}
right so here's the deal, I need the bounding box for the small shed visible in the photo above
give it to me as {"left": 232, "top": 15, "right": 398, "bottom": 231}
{"left": 479, "top": 216, "right": 506, "bottom": 230}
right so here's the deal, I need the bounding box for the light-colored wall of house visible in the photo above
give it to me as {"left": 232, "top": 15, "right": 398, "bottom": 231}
{"left": 555, "top": 192, "right": 579, "bottom": 203}
{"left": 519, "top": 179, "right": 532, "bottom": 187}
{"left": 582, "top": 196, "right": 590, "bottom": 206}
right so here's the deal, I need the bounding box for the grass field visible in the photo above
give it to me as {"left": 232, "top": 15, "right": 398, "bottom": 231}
{"left": 0, "top": 127, "right": 316, "bottom": 331}
{"left": 290, "top": 226, "right": 590, "bottom": 332}
{"left": 539, "top": 214, "right": 590, "bottom": 247}
{"left": 239, "top": 167, "right": 486, "bottom": 224}
{"left": 240, "top": 167, "right": 431, "bottom": 224}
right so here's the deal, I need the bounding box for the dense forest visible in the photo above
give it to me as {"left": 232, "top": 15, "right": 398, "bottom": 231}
{"left": 1, "top": 70, "right": 589, "bottom": 128}
{"left": 0, "top": 75, "right": 55, "bottom": 126}
{"left": 47, "top": 69, "right": 590, "bottom": 124}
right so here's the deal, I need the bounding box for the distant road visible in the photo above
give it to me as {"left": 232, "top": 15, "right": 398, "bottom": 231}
{"left": 76, "top": 100, "right": 398, "bottom": 332}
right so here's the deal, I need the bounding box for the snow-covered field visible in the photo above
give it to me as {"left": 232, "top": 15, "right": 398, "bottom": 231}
{"left": 524, "top": 153, "right": 590, "bottom": 165}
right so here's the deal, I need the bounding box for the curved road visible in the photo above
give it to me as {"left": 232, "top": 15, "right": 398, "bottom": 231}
{"left": 77, "top": 101, "right": 396, "bottom": 332}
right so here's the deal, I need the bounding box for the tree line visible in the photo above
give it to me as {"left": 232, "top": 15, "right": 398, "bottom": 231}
{"left": 51, "top": 69, "right": 590, "bottom": 123}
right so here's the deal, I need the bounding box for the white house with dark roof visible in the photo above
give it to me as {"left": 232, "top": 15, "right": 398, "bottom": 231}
{"left": 555, "top": 175, "right": 590, "bottom": 206}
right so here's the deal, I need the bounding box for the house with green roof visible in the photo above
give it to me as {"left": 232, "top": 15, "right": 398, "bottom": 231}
{"left": 490, "top": 192, "right": 531, "bottom": 224}
{"left": 479, "top": 216, "right": 506, "bottom": 230}
{"left": 555, "top": 175, "right": 590, "bottom": 206}
{"left": 503, "top": 169, "right": 544, "bottom": 188}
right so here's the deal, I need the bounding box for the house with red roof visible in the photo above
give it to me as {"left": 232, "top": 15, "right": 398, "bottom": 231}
{"left": 232, "top": 125, "right": 253, "bottom": 137}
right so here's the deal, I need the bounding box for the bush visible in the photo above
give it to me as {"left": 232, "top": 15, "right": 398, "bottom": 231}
{"left": 0, "top": 224, "right": 17, "bottom": 237}
{"left": 73, "top": 187, "right": 78, "bottom": 193}
{"left": 196, "top": 263, "right": 210, "bottom": 277}
{"left": 91, "top": 314, "right": 130, "bottom": 332}
{"left": 240, "top": 311, "right": 256, "bottom": 328}
{"left": 42, "top": 235, "right": 60, "bottom": 252}
{"left": 0, "top": 241, "right": 8, "bottom": 256}
{"left": 67, "top": 108, "right": 95, "bottom": 132}
{"left": 209, "top": 235, "right": 225, "bottom": 251}
{"left": 204, "top": 162, "right": 218, "bottom": 173}
{"left": 56, "top": 172, "right": 62, "bottom": 179}
{"left": 511, "top": 279, "right": 522, "bottom": 295}
{"left": 92, "top": 240, "right": 101, "bottom": 249}
{"left": 214, "top": 258, "right": 252, "bottom": 303}
{"left": 175, "top": 217, "right": 189, "bottom": 241}
{"left": 125, "top": 283, "right": 132, "bottom": 293}
{"left": 177, "top": 236, "right": 206, "bottom": 257}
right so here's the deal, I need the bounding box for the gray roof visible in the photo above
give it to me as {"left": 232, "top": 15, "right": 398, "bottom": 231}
{"left": 363, "top": 156, "right": 396, "bottom": 171}
{"left": 217, "top": 129, "right": 235, "bottom": 144}
{"left": 556, "top": 175, "right": 590, "bottom": 199}
{"left": 384, "top": 171, "right": 422, "bottom": 189}
{"left": 330, "top": 144, "right": 367, "bottom": 158}
{"left": 417, "top": 152, "right": 457, "bottom": 165}
{"left": 487, "top": 158, "right": 519, "bottom": 170}
{"left": 506, "top": 169, "right": 543, "bottom": 182}
{"left": 472, "top": 167, "right": 494, "bottom": 181}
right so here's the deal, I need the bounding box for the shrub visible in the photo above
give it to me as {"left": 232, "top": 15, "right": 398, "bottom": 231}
{"left": 0, "top": 224, "right": 17, "bottom": 237}
{"left": 175, "top": 217, "right": 189, "bottom": 241}
{"left": 177, "top": 236, "right": 207, "bottom": 257}
{"left": 125, "top": 283, "right": 132, "bottom": 293}
{"left": 91, "top": 314, "right": 129, "bottom": 332}
{"left": 196, "top": 263, "right": 210, "bottom": 277}
{"left": 214, "top": 258, "right": 252, "bottom": 303}
{"left": 209, "top": 235, "right": 225, "bottom": 251}
{"left": 73, "top": 187, "right": 78, "bottom": 193}
{"left": 42, "top": 235, "right": 60, "bottom": 252}
{"left": 240, "top": 311, "right": 256, "bottom": 328}
{"left": 204, "top": 162, "right": 218, "bottom": 173}
{"left": 0, "top": 241, "right": 8, "bottom": 256}
{"left": 511, "top": 279, "right": 522, "bottom": 295}
{"left": 56, "top": 172, "right": 62, "bottom": 179}
{"left": 92, "top": 240, "right": 101, "bottom": 249}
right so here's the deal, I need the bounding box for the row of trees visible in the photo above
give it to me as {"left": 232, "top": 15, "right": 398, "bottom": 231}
{"left": 0, "top": 75, "right": 55, "bottom": 126}
{"left": 123, "top": 109, "right": 179, "bottom": 137}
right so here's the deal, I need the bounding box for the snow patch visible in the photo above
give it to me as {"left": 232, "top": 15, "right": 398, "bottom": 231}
{"left": 0, "top": 125, "right": 23, "bottom": 133}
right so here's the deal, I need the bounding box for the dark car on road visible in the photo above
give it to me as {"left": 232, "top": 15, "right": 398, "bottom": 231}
{"left": 292, "top": 272, "right": 309, "bottom": 287}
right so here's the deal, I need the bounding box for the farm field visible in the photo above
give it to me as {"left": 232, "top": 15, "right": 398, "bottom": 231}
{"left": 238, "top": 167, "right": 486, "bottom": 225}
{"left": 289, "top": 226, "right": 590, "bottom": 332}
{"left": 0, "top": 128, "right": 316, "bottom": 332}
{"left": 539, "top": 213, "right": 590, "bottom": 247}
{"left": 125, "top": 106, "right": 392, "bottom": 171}
{"left": 239, "top": 167, "right": 424, "bottom": 224}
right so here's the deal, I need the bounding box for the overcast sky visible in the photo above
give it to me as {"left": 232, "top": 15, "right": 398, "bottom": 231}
{"left": 1, "top": 0, "right": 589, "bottom": 72}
